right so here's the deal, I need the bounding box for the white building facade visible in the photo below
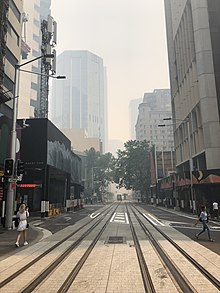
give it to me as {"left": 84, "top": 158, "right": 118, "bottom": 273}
{"left": 135, "top": 89, "right": 174, "bottom": 151}
{"left": 164, "top": 0, "right": 220, "bottom": 172}
{"left": 51, "top": 50, "right": 108, "bottom": 152}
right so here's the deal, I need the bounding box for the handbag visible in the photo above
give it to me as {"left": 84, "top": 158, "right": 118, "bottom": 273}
{"left": 14, "top": 217, "right": 20, "bottom": 227}
{"left": 26, "top": 211, "right": 29, "bottom": 228}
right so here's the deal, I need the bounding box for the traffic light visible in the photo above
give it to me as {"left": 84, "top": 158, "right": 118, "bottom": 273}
{"left": 16, "top": 160, "right": 25, "bottom": 176}
{"left": 4, "top": 159, "right": 14, "bottom": 176}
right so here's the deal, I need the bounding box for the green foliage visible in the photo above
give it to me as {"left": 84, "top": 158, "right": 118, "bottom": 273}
{"left": 115, "top": 140, "right": 151, "bottom": 199}
{"left": 85, "top": 148, "right": 115, "bottom": 201}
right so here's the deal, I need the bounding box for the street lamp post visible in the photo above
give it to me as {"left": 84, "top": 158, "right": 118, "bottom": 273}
{"left": 5, "top": 54, "right": 57, "bottom": 229}
{"left": 160, "top": 117, "right": 196, "bottom": 214}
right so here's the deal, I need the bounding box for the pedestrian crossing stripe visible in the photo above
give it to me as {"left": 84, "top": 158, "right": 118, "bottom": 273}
{"left": 110, "top": 212, "right": 129, "bottom": 224}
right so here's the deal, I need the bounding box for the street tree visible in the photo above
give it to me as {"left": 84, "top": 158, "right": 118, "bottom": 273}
{"left": 115, "top": 140, "right": 151, "bottom": 201}
{"left": 85, "top": 148, "right": 115, "bottom": 201}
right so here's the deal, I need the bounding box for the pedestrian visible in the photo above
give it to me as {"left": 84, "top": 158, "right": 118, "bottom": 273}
{"left": 195, "top": 205, "right": 213, "bottom": 242}
{"left": 212, "top": 201, "right": 219, "bottom": 219}
{"left": 15, "top": 203, "right": 29, "bottom": 247}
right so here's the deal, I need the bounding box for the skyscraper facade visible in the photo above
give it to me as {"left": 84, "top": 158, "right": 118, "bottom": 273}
{"left": 51, "top": 50, "right": 108, "bottom": 152}
{"left": 164, "top": 0, "right": 220, "bottom": 172}
{"left": 18, "top": 0, "right": 51, "bottom": 119}
{"left": 135, "top": 89, "right": 173, "bottom": 151}
{"left": 0, "top": 0, "right": 22, "bottom": 106}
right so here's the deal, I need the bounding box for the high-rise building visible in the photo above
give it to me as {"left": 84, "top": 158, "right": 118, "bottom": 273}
{"left": 0, "top": 0, "right": 23, "bottom": 223}
{"left": 18, "top": 0, "right": 51, "bottom": 119}
{"left": 50, "top": 50, "right": 108, "bottom": 152}
{"left": 129, "top": 98, "right": 142, "bottom": 140}
{"left": 0, "top": 0, "right": 23, "bottom": 166}
{"left": 164, "top": 0, "right": 220, "bottom": 172}
{"left": 135, "top": 89, "right": 174, "bottom": 151}
{"left": 0, "top": 0, "right": 22, "bottom": 106}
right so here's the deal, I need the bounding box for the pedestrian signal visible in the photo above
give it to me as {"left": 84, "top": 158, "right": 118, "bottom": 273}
{"left": 4, "top": 159, "right": 14, "bottom": 176}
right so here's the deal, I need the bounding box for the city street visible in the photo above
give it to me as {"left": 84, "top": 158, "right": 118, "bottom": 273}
{"left": 0, "top": 202, "right": 220, "bottom": 293}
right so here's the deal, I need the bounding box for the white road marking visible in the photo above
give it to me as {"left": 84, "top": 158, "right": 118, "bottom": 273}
{"left": 146, "top": 213, "right": 165, "bottom": 226}
{"left": 110, "top": 212, "right": 129, "bottom": 224}
{"left": 125, "top": 212, "right": 129, "bottom": 224}
{"left": 114, "top": 214, "right": 125, "bottom": 219}
{"left": 143, "top": 213, "right": 158, "bottom": 225}
{"left": 110, "top": 212, "right": 116, "bottom": 223}
{"left": 90, "top": 212, "right": 100, "bottom": 219}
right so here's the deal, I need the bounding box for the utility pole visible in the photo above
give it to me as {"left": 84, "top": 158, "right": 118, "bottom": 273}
{"left": 5, "top": 54, "right": 54, "bottom": 229}
{"left": 5, "top": 65, "right": 20, "bottom": 229}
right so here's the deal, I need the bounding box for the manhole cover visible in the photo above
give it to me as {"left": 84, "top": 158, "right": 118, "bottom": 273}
{"left": 106, "top": 236, "right": 125, "bottom": 244}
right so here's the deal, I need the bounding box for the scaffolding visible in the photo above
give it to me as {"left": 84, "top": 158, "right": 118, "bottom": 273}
{"left": 38, "top": 16, "right": 56, "bottom": 118}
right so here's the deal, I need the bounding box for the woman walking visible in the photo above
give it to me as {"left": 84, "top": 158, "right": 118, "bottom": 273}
{"left": 15, "top": 203, "right": 29, "bottom": 247}
{"left": 195, "top": 205, "right": 213, "bottom": 242}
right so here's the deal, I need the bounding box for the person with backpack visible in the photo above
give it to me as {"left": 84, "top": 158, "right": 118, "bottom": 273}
{"left": 194, "top": 205, "right": 213, "bottom": 242}
{"left": 15, "top": 203, "right": 29, "bottom": 247}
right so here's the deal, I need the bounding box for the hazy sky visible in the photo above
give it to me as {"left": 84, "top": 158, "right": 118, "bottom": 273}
{"left": 51, "top": 0, "right": 170, "bottom": 143}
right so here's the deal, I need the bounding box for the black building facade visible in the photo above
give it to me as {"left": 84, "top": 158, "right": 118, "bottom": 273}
{"left": 17, "top": 118, "right": 82, "bottom": 214}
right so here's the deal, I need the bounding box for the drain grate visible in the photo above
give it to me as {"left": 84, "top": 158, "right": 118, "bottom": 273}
{"left": 106, "top": 236, "right": 125, "bottom": 244}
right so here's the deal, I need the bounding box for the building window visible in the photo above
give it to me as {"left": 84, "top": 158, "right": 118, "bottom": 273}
{"left": 33, "top": 33, "right": 40, "bottom": 43}
{"left": 8, "top": 22, "right": 19, "bottom": 46}
{"left": 32, "top": 49, "right": 39, "bottom": 57}
{"left": 9, "top": 0, "right": 21, "bottom": 22}
{"left": 33, "top": 18, "right": 40, "bottom": 28}
{"left": 6, "top": 48, "right": 18, "bottom": 67}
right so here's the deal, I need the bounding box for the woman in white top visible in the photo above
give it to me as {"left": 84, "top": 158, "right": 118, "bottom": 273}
{"left": 195, "top": 205, "right": 213, "bottom": 242}
{"left": 15, "top": 203, "right": 29, "bottom": 247}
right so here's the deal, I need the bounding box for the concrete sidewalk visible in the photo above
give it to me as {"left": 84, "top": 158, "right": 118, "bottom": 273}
{"left": 0, "top": 217, "right": 43, "bottom": 261}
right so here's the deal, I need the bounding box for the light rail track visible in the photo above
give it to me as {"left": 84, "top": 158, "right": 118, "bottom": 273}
{"left": 125, "top": 203, "right": 156, "bottom": 293}
{"left": 0, "top": 203, "right": 117, "bottom": 290}
{"left": 131, "top": 203, "right": 220, "bottom": 292}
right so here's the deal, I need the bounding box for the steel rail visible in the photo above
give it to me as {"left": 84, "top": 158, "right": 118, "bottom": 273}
{"left": 0, "top": 204, "right": 115, "bottom": 289}
{"left": 132, "top": 203, "right": 220, "bottom": 291}
{"left": 57, "top": 205, "right": 118, "bottom": 292}
{"left": 21, "top": 204, "right": 119, "bottom": 293}
{"left": 130, "top": 204, "right": 196, "bottom": 292}
{"left": 126, "top": 203, "right": 156, "bottom": 293}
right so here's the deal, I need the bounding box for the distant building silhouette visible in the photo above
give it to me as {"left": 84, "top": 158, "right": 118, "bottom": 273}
{"left": 129, "top": 98, "right": 142, "bottom": 140}
{"left": 50, "top": 50, "right": 108, "bottom": 152}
